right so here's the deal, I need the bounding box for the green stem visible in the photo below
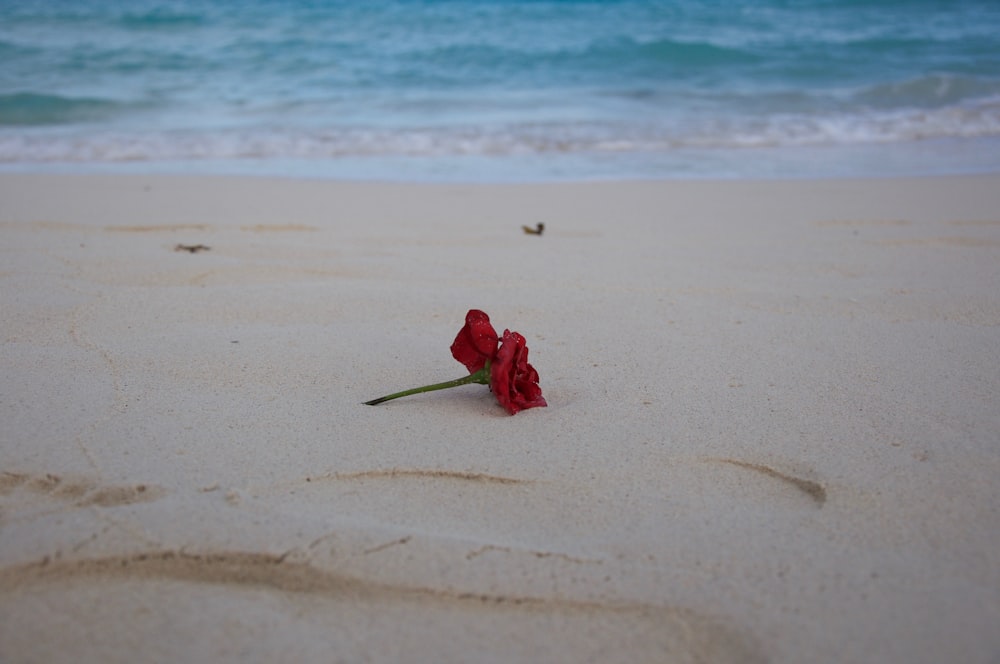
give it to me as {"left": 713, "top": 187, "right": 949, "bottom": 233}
{"left": 364, "top": 367, "right": 490, "bottom": 406}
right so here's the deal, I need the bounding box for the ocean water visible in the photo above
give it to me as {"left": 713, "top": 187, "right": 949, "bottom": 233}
{"left": 2, "top": 0, "right": 1000, "bottom": 181}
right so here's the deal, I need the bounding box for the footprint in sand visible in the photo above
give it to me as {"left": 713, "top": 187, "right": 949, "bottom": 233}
{"left": 293, "top": 469, "right": 600, "bottom": 566}
{"left": 704, "top": 458, "right": 827, "bottom": 507}
{"left": 0, "top": 471, "right": 166, "bottom": 509}
{"left": 0, "top": 548, "right": 765, "bottom": 664}
{"left": 307, "top": 468, "right": 529, "bottom": 485}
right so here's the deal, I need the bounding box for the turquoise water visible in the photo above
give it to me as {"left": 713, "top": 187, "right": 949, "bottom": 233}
{"left": 2, "top": 0, "right": 1000, "bottom": 180}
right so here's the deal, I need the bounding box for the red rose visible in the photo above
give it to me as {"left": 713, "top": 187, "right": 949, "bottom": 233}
{"left": 366, "top": 310, "right": 546, "bottom": 416}
{"left": 450, "top": 309, "right": 499, "bottom": 373}
{"left": 490, "top": 329, "right": 547, "bottom": 415}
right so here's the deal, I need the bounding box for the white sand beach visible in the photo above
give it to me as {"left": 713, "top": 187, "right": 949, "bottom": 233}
{"left": 1, "top": 173, "right": 999, "bottom": 663}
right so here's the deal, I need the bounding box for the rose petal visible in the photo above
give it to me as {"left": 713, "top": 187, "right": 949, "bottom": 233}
{"left": 490, "top": 329, "right": 547, "bottom": 415}
{"left": 450, "top": 309, "right": 499, "bottom": 374}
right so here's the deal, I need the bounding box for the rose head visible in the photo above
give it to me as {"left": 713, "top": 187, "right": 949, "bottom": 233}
{"left": 490, "top": 329, "right": 548, "bottom": 415}
{"left": 366, "top": 310, "right": 546, "bottom": 416}
{"left": 450, "top": 309, "right": 499, "bottom": 374}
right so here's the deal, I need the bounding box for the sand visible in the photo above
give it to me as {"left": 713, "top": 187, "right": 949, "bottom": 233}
{"left": 1, "top": 172, "right": 999, "bottom": 663}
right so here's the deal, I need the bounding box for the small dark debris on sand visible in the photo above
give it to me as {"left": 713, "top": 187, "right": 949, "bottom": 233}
{"left": 174, "top": 243, "right": 211, "bottom": 253}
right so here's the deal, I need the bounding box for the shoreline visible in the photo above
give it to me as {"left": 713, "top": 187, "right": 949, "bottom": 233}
{"left": 2, "top": 172, "right": 999, "bottom": 663}
{"left": 4, "top": 134, "right": 1000, "bottom": 184}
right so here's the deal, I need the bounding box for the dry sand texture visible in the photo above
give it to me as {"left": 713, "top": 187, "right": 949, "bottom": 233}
{"left": 2, "top": 174, "right": 999, "bottom": 663}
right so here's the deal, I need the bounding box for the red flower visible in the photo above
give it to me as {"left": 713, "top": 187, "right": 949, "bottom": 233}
{"left": 450, "top": 309, "right": 499, "bottom": 373}
{"left": 366, "top": 310, "right": 546, "bottom": 416}
{"left": 490, "top": 329, "right": 547, "bottom": 415}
